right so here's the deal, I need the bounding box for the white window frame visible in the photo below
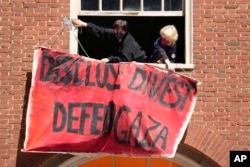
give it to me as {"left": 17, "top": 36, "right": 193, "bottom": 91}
{"left": 70, "top": 0, "right": 193, "bottom": 69}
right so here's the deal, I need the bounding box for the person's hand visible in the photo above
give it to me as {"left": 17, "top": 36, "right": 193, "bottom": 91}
{"left": 100, "top": 58, "right": 110, "bottom": 63}
{"left": 156, "top": 59, "right": 161, "bottom": 63}
{"left": 166, "top": 63, "right": 175, "bottom": 73}
{"left": 71, "top": 18, "right": 87, "bottom": 28}
{"left": 164, "top": 59, "right": 175, "bottom": 73}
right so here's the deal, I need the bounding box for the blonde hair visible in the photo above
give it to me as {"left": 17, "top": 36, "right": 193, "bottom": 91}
{"left": 160, "top": 25, "right": 178, "bottom": 44}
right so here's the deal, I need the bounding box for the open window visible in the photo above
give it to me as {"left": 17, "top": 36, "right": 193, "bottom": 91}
{"left": 70, "top": 0, "right": 193, "bottom": 69}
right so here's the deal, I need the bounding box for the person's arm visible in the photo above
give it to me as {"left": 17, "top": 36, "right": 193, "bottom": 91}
{"left": 154, "top": 39, "right": 176, "bottom": 72}
{"left": 150, "top": 38, "right": 167, "bottom": 63}
{"left": 164, "top": 59, "right": 175, "bottom": 72}
{"left": 104, "top": 35, "right": 137, "bottom": 63}
{"left": 109, "top": 34, "right": 146, "bottom": 63}
{"left": 157, "top": 50, "right": 175, "bottom": 72}
{"left": 100, "top": 58, "right": 110, "bottom": 63}
{"left": 107, "top": 54, "right": 129, "bottom": 63}
{"left": 86, "top": 23, "right": 114, "bottom": 40}
{"left": 71, "top": 18, "right": 114, "bottom": 40}
{"left": 71, "top": 18, "right": 88, "bottom": 28}
{"left": 100, "top": 54, "right": 129, "bottom": 63}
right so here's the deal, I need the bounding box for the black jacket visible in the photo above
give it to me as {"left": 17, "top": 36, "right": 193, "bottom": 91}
{"left": 86, "top": 23, "right": 147, "bottom": 63}
{"left": 148, "top": 37, "right": 177, "bottom": 63}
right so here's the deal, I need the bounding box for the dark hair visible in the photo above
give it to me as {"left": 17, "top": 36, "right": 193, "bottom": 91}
{"left": 113, "top": 19, "right": 128, "bottom": 32}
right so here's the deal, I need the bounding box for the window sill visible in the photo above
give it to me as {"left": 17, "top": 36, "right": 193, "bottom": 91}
{"left": 144, "top": 63, "right": 194, "bottom": 70}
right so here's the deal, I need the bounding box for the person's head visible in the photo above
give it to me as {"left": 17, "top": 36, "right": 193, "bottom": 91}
{"left": 113, "top": 19, "right": 128, "bottom": 41}
{"left": 159, "top": 25, "right": 178, "bottom": 46}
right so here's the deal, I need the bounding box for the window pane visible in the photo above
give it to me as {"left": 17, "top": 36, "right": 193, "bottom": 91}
{"left": 164, "top": 0, "right": 183, "bottom": 11}
{"left": 144, "top": 0, "right": 161, "bottom": 11}
{"left": 171, "top": 0, "right": 183, "bottom": 11}
{"left": 81, "top": 0, "right": 98, "bottom": 10}
{"left": 103, "top": 0, "right": 119, "bottom": 11}
{"left": 123, "top": 0, "right": 140, "bottom": 11}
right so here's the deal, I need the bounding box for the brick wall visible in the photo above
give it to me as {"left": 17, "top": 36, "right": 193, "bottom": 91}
{"left": 0, "top": 0, "right": 70, "bottom": 166}
{"left": 0, "top": 0, "right": 249, "bottom": 167}
{"left": 189, "top": 0, "right": 250, "bottom": 166}
{"left": 192, "top": 0, "right": 249, "bottom": 146}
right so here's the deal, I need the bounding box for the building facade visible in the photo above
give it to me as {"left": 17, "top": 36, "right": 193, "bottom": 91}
{"left": 0, "top": 0, "right": 249, "bottom": 166}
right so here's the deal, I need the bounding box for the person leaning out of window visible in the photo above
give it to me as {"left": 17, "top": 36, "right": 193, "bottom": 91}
{"left": 71, "top": 18, "right": 147, "bottom": 63}
{"left": 148, "top": 25, "right": 178, "bottom": 72}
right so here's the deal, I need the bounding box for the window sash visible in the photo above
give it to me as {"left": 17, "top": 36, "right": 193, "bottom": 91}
{"left": 80, "top": 0, "right": 184, "bottom": 14}
{"left": 78, "top": 10, "right": 183, "bottom": 16}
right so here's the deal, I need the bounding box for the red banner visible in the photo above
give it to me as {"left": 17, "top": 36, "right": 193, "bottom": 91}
{"left": 23, "top": 48, "right": 198, "bottom": 157}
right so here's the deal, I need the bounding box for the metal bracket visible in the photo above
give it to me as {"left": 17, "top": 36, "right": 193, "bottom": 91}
{"left": 63, "top": 17, "right": 73, "bottom": 31}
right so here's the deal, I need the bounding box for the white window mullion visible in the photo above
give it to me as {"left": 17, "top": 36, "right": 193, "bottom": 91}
{"left": 99, "top": 0, "right": 102, "bottom": 12}
{"left": 70, "top": 0, "right": 81, "bottom": 54}
{"left": 141, "top": 0, "right": 143, "bottom": 11}
{"left": 185, "top": 0, "right": 193, "bottom": 64}
{"left": 120, "top": 0, "right": 123, "bottom": 12}
{"left": 161, "top": 0, "right": 164, "bottom": 11}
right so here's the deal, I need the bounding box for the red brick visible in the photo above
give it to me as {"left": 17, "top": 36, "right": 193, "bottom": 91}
{"left": 0, "top": 0, "right": 250, "bottom": 166}
{"left": 225, "top": 4, "right": 238, "bottom": 9}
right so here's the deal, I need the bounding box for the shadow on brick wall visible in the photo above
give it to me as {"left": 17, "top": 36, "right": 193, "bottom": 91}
{"left": 16, "top": 72, "right": 57, "bottom": 167}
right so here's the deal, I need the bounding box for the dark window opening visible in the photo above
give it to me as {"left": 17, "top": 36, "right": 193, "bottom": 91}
{"left": 77, "top": 16, "right": 185, "bottom": 63}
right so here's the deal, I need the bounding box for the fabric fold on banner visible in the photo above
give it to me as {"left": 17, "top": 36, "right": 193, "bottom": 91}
{"left": 23, "top": 48, "right": 199, "bottom": 158}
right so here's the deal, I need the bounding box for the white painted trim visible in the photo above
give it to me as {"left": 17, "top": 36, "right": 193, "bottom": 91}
{"left": 161, "top": 0, "right": 164, "bottom": 11}
{"left": 145, "top": 63, "right": 194, "bottom": 70}
{"left": 69, "top": 0, "right": 80, "bottom": 54}
{"left": 185, "top": 0, "right": 193, "bottom": 64}
{"left": 69, "top": 0, "right": 194, "bottom": 69}
{"left": 77, "top": 11, "right": 183, "bottom": 16}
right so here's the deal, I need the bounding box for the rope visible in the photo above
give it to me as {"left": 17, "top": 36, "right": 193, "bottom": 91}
{"left": 74, "top": 28, "right": 90, "bottom": 57}
{"left": 39, "top": 24, "right": 67, "bottom": 48}
{"left": 37, "top": 18, "right": 90, "bottom": 58}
